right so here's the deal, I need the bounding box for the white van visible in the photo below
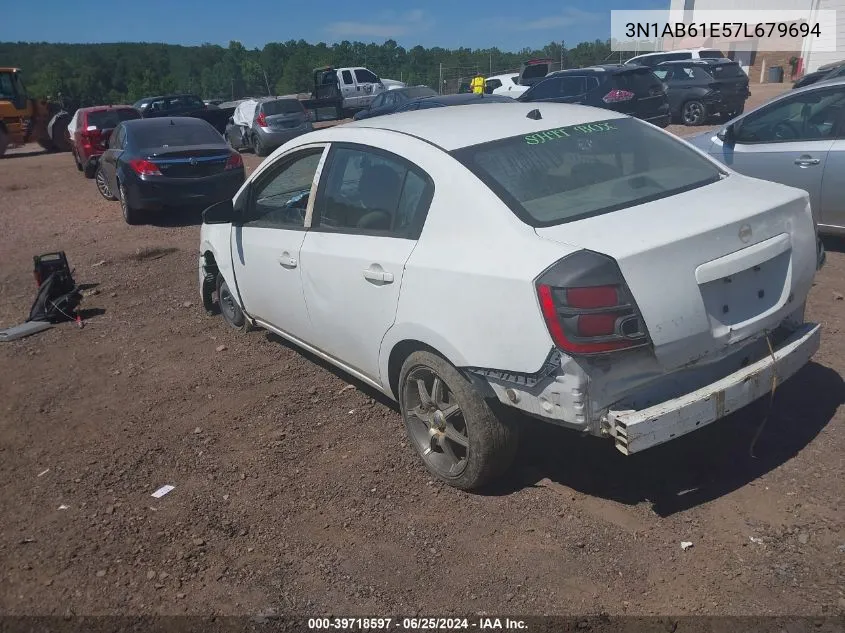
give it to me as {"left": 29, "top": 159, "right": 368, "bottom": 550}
{"left": 625, "top": 48, "right": 726, "bottom": 68}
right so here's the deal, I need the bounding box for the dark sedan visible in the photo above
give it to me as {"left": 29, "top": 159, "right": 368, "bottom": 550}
{"left": 353, "top": 86, "right": 438, "bottom": 120}
{"left": 94, "top": 117, "right": 246, "bottom": 225}
{"left": 394, "top": 92, "right": 515, "bottom": 112}
{"left": 518, "top": 65, "right": 670, "bottom": 128}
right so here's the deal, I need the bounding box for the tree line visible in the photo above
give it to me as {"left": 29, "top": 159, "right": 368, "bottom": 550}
{"left": 0, "top": 39, "right": 622, "bottom": 106}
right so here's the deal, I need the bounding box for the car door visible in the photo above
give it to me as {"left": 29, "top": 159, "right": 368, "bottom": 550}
{"left": 707, "top": 85, "right": 845, "bottom": 222}
{"left": 354, "top": 68, "right": 381, "bottom": 108}
{"left": 340, "top": 70, "right": 356, "bottom": 108}
{"left": 101, "top": 124, "right": 126, "bottom": 192}
{"left": 818, "top": 117, "right": 845, "bottom": 231}
{"left": 299, "top": 144, "right": 434, "bottom": 383}
{"left": 231, "top": 145, "right": 329, "bottom": 343}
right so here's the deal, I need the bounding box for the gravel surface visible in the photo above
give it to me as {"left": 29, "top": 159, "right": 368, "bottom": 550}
{"left": 1, "top": 85, "right": 842, "bottom": 617}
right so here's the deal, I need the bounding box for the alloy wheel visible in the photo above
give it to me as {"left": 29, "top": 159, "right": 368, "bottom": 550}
{"left": 402, "top": 366, "right": 469, "bottom": 478}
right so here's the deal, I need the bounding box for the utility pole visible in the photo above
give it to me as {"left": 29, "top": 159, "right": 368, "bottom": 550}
{"left": 489, "top": 53, "right": 492, "bottom": 75}
{"left": 262, "top": 69, "right": 271, "bottom": 96}
{"left": 560, "top": 41, "right": 564, "bottom": 71}
{"left": 439, "top": 63, "right": 442, "bottom": 94}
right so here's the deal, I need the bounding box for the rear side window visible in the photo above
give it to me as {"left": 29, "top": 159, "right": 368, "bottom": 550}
{"left": 613, "top": 69, "right": 663, "bottom": 93}
{"left": 663, "top": 52, "right": 693, "bottom": 62}
{"left": 317, "top": 146, "right": 433, "bottom": 238}
{"left": 135, "top": 121, "right": 222, "bottom": 148}
{"left": 698, "top": 50, "right": 726, "bottom": 59}
{"left": 87, "top": 108, "right": 140, "bottom": 129}
{"left": 342, "top": 70, "right": 354, "bottom": 85}
{"left": 452, "top": 117, "right": 722, "bottom": 227}
{"left": 261, "top": 99, "right": 304, "bottom": 116}
{"left": 710, "top": 63, "right": 746, "bottom": 79}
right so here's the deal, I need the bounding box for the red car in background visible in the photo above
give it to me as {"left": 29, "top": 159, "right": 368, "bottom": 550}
{"left": 68, "top": 106, "right": 140, "bottom": 177}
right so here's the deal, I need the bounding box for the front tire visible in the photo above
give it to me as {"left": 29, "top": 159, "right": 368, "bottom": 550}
{"left": 216, "top": 274, "right": 247, "bottom": 331}
{"left": 118, "top": 181, "right": 141, "bottom": 225}
{"left": 399, "top": 351, "right": 518, "bottom": 490}
{"left": 682, "top": 100, "right": 708, "bottom": 126}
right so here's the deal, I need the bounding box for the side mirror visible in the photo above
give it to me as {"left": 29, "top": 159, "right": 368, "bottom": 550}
{"left": 203, "top": 198, "right": 235, "bottom": 224}
{"left": 717, "top": 123, "right": 735, "bottom": 144}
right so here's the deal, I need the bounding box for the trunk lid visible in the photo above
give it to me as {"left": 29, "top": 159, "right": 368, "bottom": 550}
{"left": 145, "top": 144, "right": 231, "bottom": 178}
{"left": 534, "top": 175, "right": 817, "bottom": 371}
{"left": 265, "top": 112, "right": 307, "bottom": 129}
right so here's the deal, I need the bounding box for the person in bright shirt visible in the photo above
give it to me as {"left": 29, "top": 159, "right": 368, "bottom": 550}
{"left": 470, "top": 72, "right": 485, "bottom": 94}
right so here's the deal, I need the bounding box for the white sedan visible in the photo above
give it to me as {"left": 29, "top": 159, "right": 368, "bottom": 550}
{"left": 198, "top": 103, "right": 822, "bottom": 490}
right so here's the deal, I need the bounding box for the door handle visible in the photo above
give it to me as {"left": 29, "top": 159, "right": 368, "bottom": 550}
{"left": 363, "top": 268, "right": 394, "bottom": 284}
{"left": 794, "top": 155, "right": 821, "bottom": 167}
{"left": 278, "top": 254, "right": 298, "bottom": 269}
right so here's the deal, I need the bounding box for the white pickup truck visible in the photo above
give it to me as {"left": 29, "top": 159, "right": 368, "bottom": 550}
{"left": 308, "top": 66, "right": 399, "bottom": 117}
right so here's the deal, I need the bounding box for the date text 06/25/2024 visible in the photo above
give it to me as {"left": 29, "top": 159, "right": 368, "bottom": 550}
{"left": 307, "top": 617, "right": 528, "bottom": 630}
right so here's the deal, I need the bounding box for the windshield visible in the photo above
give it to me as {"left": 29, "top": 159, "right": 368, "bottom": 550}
{"left": 136, "top": 121, "right": 222, "bottom": 148}
{"left": 261, "top": 99, "right": 304, "bottom": 116}
{"left": 452, "top": 118, "right": 722, "bottom": 227}
{"left": 88, "top": 109, "right": 140, "bottom": 129}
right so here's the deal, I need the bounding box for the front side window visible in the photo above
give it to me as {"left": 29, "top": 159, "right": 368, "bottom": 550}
{"left": 354, "top": 69, "right": 379, "bottom": 84}
{"left": 526, "top": 77, "right": 562, "bottom": 100}
{"left": 453, "top": 117, "right": 722, "bottom": 227}
{"left": 735, "top": 87, "right": 845, "bottom": 143}
{"left": 0, "top": 73, "right": 14, "bottom": 98}
{"left": 316, "top": 146, "right": 433, "bottom": 237}
{"left": 559, "top": 76, "right": 588, "bottom": 97}
{"left": 245, "top": 149, "right": 324, "bottom": 228}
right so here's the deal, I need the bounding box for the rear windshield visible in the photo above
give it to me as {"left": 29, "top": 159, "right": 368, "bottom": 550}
{"left": 710, "top": 63, "right": 747, "bottom": 79}
{"left": 135, "top": 121, "right": 222, "bottom": 148}
{"left": 698, "top": 50, "right": 727, "bottom": 59}
{"left": 260, "top": 99, "right": 304, "bottom": 116}
{"left": 452, "top": 117, "right": 722, "bottom": 227}
{"left": 613, "top": 68, "right": 663, "bottom": 93}
{"left": 87, "top": 109, "right": 140, "bottom": 129}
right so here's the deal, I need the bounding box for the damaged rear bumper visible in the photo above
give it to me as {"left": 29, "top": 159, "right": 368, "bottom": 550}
{"left": 606, "top": 323, "right": 821, "bottom": 455}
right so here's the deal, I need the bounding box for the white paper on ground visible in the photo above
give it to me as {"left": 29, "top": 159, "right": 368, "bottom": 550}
{"left": 151, "top": 485, "right": 175, "bottom": 498}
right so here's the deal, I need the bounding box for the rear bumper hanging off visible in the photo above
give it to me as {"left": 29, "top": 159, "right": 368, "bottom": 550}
{"left": 606, "top": 323, "right": 821, "bottom": 455}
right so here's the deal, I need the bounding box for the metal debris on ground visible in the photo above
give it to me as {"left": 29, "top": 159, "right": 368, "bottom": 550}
{"left": 151, "top": 485, "right": 175, "bottom": 498}
{"left": 680, "top": 541, "right": 694, "bottom": 550}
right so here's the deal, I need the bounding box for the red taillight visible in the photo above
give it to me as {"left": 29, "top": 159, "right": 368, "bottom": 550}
{"left": 225, "top": 152, "right": 243, "bottom": 170}
{"left": 536, "top": 251, "right": 650, "bottom": 355}
{"left": 256, "top": 112, "right": 268, "bottom": 128}
{"left": 128, "top": 159, "right": 162, "bottom": 176}
{"left": 602, "top": 89, "right": 635, "bottom": 103}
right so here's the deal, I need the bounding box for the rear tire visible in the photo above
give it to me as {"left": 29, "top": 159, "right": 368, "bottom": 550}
{"left": 83, "top": 161, "right": 97, "bottom": 179}
{"left": 682, "top": 100, "right": 708, "bottom": 126}
{"left": 0, "top": 128, "right": 8, "bottom": 158}
{"left": 252, "top": 135, "right": 268, "bottom": 157}
{"left": 95, "top": 166, "right": 117, "bottom": 200}
{"left": 73, "top": 150, "right": 83, "bottom": 172}
{"left": 398, "top": 350, "right": 518, "bottom": 490}
{"left": 118, "top": 181, "right": 141, "bottom": 225}
{"left": 216, "top": 274, "right": 247, "bottom": 331}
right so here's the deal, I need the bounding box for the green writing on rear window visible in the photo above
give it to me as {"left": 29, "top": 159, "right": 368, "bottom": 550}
{"left": 524, "top": 121, "right": 617, "bottom": 145}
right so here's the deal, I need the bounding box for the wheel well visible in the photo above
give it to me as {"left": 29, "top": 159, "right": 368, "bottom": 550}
{"left": 387, "top": 339, "right": 440, "bottom": 400}
{"left": 201, "top": 250, "right": 220, "bottom": 312}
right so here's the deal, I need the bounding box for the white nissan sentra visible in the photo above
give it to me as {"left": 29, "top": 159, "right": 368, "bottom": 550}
{"left": 199, "top": 102, "right": 823, "bottom": 490}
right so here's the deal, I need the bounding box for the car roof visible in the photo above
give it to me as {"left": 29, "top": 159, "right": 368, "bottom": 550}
{"left": 339, "top": 102, "right": 628, "bottom": 151}
{"left": 548, "top": 64, "right": 645, "bottom": 76}
{"left": 487, "top": 73, "right": 519, "bottom": 81}
{"left": 122, "top": 116, "right": 212, "bottom": 131}
{"left": 80, "top": 105, "right": 136, "bottom": 112}
{"left": 658, "top": 58, "right": 735, "bottom": 65}
{"left": 631, "top": 48, "right": 721, "bottom": 57}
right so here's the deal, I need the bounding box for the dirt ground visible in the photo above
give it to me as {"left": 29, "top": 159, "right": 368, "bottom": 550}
{"left": 1, "top": 84, "right": 843, "bottom": 619}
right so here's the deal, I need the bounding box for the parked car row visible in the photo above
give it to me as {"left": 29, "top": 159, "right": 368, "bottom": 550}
{"left": 197, "top": 99, "right": 824, "bottom": 490}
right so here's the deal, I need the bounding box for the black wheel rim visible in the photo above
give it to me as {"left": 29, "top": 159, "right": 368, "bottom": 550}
{"left": 683, "top": 102, "right": 703, "bottom": 125}
{"left": 219, "top": 283, "right": 239, "bottom": 324}
{"left": 402, "top": 366, "right": 469, "bottom": 478}
{"left": 96, "top": 170, "right": 111, "bottom": 198}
